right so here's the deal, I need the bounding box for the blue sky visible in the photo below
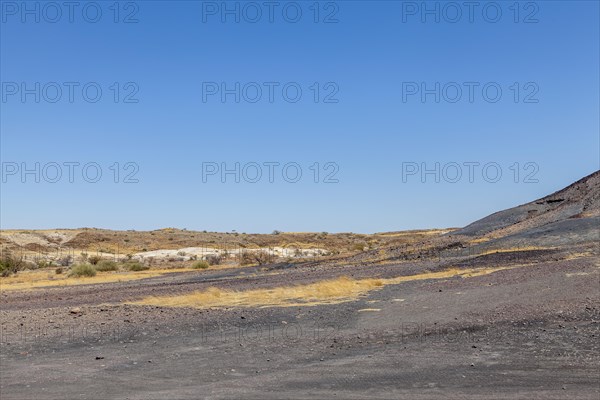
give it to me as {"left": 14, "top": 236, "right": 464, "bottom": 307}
{"left": 1, "top": 0, "right": 598, "bottom": 233}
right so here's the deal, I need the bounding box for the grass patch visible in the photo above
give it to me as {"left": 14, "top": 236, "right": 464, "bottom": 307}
{"left": 132, "top": 276, "right": 385, "bottom": 309}
{"left": 123, "top": 262, "right": 149, "bottom": 271}
{"left": 95, "top": 260, "right": 119, "bottom": 272}
{"left": 131, "top": 265, "right": 519, "bottom": 310}
{"left": 191, "top": 260, "right": 210, "bottom": 269}
{"left": 68, "top": 264, "right": 97, "bottom": 278}
{"left": 0, "top": 268, "right": 191, "bottom": 291}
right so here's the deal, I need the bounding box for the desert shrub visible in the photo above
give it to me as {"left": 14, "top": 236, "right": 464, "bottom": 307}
{"left": 240, "top": 251, "right": 276, "bottom": 266}
{"left": 55, "top": 267, "right": 64, "bottom": 274}
{"left": 240, "top": 251, "right": 254, "bottom": 266}
{"left": 95, "top": 260, "right": 118, "bottom": 272}
{"left": 0, "top": 252, "right": 24, "bottom": 277}
{"left": 123, "top": 262, "right": 149, "bottom": 271}
{"left": 57, "top": 255, "right": 74, "bottom": 267}
{"left": 205, "top": 254, "right": 222, "bottom": 266}
{"left": 191, "top": 260, "right": 209, "bottom": 269}
{"left": 351, "top": 243, "right": 366, "bottom": 252}
{"left": 68, "top": 264, "right": 97, "bottom": 277}
{"left": 255, "top": 250, "right": 276, "bottom": 265}
{"left": 35, "top": 259, "right": 54, "bottom": 268}
{"left": 88, "top": 255, "right": 102, "bottom": 265}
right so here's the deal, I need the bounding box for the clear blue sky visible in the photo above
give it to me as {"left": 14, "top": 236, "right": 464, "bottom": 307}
{"left": 1, "top": 0, "right": 598, "bottom": 233}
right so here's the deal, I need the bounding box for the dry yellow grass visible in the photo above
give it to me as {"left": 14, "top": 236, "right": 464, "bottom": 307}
{"left": 468, "top": 237, "right": 491, "bottom": 244}
{"left": 0, "top": 268, "right": 190, "bottom": 292}
{"left": 475, "top": 246, "right": 553, "bottom": 256}
{"left": 130, "top": 265, "right": 517, "bottom": 310}
{"left": 130, "top": 276, "right": 385, "bottom": 308}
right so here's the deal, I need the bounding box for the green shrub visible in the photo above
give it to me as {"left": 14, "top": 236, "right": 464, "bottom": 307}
{"left": 123, "top": 262, "right": 149, "bottom": 271}
{"left": 35, "top": 259, "right": 54, "bottom": 269}
{"left": 95, "top": 260, "right": 118, "bottom": 272}
{"left": 0, "top": 252, "right": 24, "bottom": 277}
{"left": 191, "top": 260, "right": 209, "bottom": 269}
{"left": 68, "top": 264, "right": 97, "bottom": 277}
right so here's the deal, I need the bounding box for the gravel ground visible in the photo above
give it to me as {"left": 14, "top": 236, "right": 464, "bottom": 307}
{"left": 1, "top": 246, "right": 598, "bottom": 399}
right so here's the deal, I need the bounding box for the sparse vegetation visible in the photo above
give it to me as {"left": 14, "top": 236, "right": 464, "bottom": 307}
{"left": 0, "top": 252, "right": 24, "bottom": 277}
{"left": 88, "top": 255, "right": 102, "bottom": 265}
{"left": 205, "top": 254, "right": 222, "bottom": 266}
{"left": 241, "top": 250, "right": 276, "bottom": 266}
{"left": 192, "top": 260, "right": 210, "bottom": 269}
{"left": 35, "top": 259, "right": 54, "bottom": 269}
{"left": 130, "top": 276, "right": 385, "bottom": 309}
{"left": 68, "top": 264, "right": 97, "bottom": 277}
{"left": 57, "top": 255, "right": 74, "bottom": 267}
{"left": 351, "top": 243, "right": 366, "bottom": 252}
{"left": 95, "top": 260, "right": 119, "bottom": 272}
{"left": 123, "top": 262, "right": 149, "bottom": 271}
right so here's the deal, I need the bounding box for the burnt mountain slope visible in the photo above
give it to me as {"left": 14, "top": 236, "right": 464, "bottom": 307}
{"left": 451, "top": 170, "right": 600, "bottom": 247}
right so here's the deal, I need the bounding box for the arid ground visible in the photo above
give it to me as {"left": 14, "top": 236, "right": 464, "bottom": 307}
{"left": 1, "top": 171, "right": 598, "bottom": 399}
